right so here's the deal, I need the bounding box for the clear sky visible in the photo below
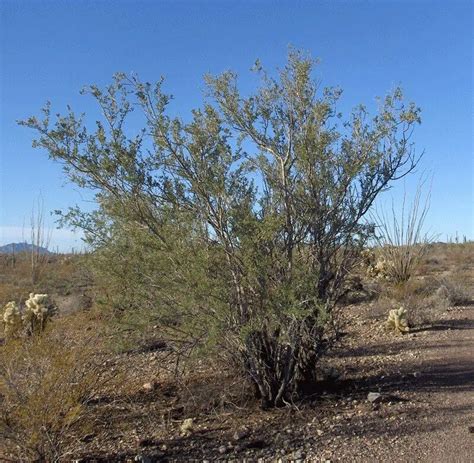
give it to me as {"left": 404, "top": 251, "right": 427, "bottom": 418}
{"left": 1, "top": 0, "right": 472, "bottom": 251}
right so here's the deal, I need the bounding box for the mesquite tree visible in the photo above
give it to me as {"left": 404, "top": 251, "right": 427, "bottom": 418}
{"left": 20, "top": 50, "right": 421, "bottom": 407}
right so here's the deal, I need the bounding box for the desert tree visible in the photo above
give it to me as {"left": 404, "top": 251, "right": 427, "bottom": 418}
{"left": 19, "top": 49, "right": 421, "bottom": 407}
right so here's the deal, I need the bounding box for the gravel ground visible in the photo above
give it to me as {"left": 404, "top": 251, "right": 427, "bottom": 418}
{"left": 69, "top": 302, "right": 473, "bottom": 462}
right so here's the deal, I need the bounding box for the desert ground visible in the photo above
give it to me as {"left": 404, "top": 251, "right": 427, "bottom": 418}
{"left": 1, "top": 243, "right": 473, "bottom": 462}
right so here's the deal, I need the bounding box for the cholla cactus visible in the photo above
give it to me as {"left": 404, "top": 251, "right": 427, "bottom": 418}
{"left": 361, "top": 248, "right": 375, "bottom": 265}
{"left": 2, "top": 301, "right": 22, "bottom": 339}
{"left": 180, "top": 418, "right": 194, "bottom": 436}
{"left": 386, "top": 306, "right": 409, "bottom": 334}
{"left": 23, "top": 293, "right": 57, "bottom": 335}
{"left": 363, "top": 248, "right": 390, "bottom": 280}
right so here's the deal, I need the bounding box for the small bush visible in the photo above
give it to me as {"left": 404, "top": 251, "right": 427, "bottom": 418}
{"left": 437, "top": 273, "right": 472, "bottom": 306}
{"left": 361, "top": 248, "right": 391, "bottom": 281}
{"left": 371, "top": 183, "right": 434, "bottom": 284}
{"left": 1, "top": 301, "right": 22, "bottom": 340}
{"left": 23, "top": 293, "right": 58, "bottom": 335}
{"left": 0, "top": 324, "right": 110, "bottom": 462}
{"left": 378, "top": 279, "right": 450, "bottom": 327}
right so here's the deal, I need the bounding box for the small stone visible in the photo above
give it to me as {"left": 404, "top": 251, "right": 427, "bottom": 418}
{"left": 142, "top": 382, "right": 155, "bottom": 392}
{"left": 134, "top": 456, "right": 154, "bottom": 463}
{"left": 233, "top": 427, "right": 250, "bottom": 440}
{"left": 367, "top": 392, "right": 382, "bottom": 403}
{"left": 138, "top": 437, "right": 154, "bottom": 447}
{"left": 294, "top": 449, "right": 305, "bottom": 459}
{"left": 246, "top": 439, "right": 267, "bottom": 449}
{"left": 219, "top": 445, "right": 228, "bottom": 454}
{"left": 317, "top": 429, "right": 324, "bottom": 436}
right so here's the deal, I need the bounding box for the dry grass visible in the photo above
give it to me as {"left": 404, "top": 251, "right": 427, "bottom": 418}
{"left": 0, "top": 310, "right": 119, "bottom": 462}
{"left": 0, "top": 253, "right": 92, "bottom": 311}
{"left": 418, "top": 242, "right": 474, "bottom": 275}
{"left": 362, "top": 242, "right": 473, "bottom": 329}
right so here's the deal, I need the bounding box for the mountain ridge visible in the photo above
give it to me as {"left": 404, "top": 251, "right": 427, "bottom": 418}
{"left": 0, "top": 242, "right": 51, "bottom": 254}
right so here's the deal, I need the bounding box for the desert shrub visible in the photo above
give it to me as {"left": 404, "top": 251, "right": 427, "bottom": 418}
{"left": 378, "top": 278, "right": 450, "bottom": 327}
{"left": 29, "top": 195, "right": 53, "bottom": 285}
{"left": 371, "top": 184, "right": 433, "bottom": 284}
{"left": 21, "top": 49, "right": 421, "bottom": 407}
{"left": 0, "top": 323, "right": 109, "bottom": 462}
{"left": 23, "top": 293, "right": 58, "bottom": 335}
{"left": 437, "top": 273, "right": 472, "bottom": 306}
{"left": 361, "top": 248, "right": 391, "bottom": 281}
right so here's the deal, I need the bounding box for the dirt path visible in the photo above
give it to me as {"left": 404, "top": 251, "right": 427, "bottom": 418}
{"left": 301, "top": 303, "right": 474, "bottom": 462}
{"left": 401, "top": 305, "right": 474, "bottom": 462}
{"left": 335, "top": 304, "right": 474, "bottom": 462}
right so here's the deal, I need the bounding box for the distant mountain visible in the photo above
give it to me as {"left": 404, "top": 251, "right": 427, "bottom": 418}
{"left": 0, "top": 242, "right": 51, "bottom": 255}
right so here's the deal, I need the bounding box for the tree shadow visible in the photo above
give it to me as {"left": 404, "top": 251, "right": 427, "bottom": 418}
{"left": 411, "top": 317, "right": 474, "bottom": 332}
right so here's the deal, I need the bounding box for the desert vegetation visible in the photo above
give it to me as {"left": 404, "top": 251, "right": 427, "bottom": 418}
{"left": 1, "top": 50, "right": 472, "bottom": 461}
{"left": 18, "top": 49, "right": 422, "bottom": 405}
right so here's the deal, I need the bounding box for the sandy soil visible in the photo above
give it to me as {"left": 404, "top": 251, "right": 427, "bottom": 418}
{"left": 70, "top": 301, "right": 473, "bottom": 462}
{"left": 309, "top": 303, "right": 474, "bottom": 462}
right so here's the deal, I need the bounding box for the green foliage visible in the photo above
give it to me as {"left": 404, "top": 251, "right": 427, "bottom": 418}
{"left": 20, "top": 49, "right": 421, "bottom": 406}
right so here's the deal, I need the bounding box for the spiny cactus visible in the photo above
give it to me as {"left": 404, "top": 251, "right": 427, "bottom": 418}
{"left": 23, "top": 293, "right": 57, "bottom": 335}
{"left": 362, "top": 248, "right": 391, "bottom": 280}
{"left": 1, "top": 301, "right": 22, "bottom": 339}
{"left": 180, "top": 418, "right": 194, "bottom": 436}
{"left": 386, "top": 306, "right": 409, "bottom": 334}
{"left": 1, "top": 294, "right": 57, "bottom": 339}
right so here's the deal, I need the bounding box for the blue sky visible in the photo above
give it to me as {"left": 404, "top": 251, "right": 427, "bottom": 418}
{"left": 1, "top": 0, "right": 472, "bottom": 251}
